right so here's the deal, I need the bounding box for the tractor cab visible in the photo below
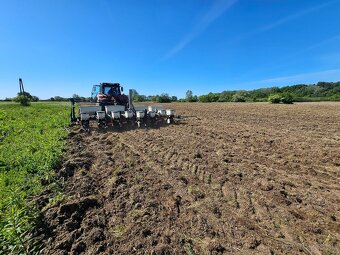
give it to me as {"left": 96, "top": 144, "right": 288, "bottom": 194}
{"left": 91, "top": 82, "right": 128, "bottom": 107}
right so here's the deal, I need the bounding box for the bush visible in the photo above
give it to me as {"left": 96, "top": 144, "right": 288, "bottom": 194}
{"left": 231, "top": 94, "right": 246, "bottom": 102}
{"left": 268, "top": 94, "right": 281, "bottom": 104}
{"left": 198, "top": 93, "right": 219, "bottom": 102}
{"left": 13, "top": 95, "right": 31, "bottom": 106}
{"left": 331, "top": 94, "right": 340, "bottom": 101}
{"left": 198, "top": 95, "right": 210, "bottom": 102}
{"left": 133, "top": 95, "right": 146, "bottom": 102}
{"left": 281, "top": 93, "right": 294, "bottom": 104}
{"left": 218, "top": 91, "right": 233, "bottom": 102}
{"left": 31, "top": 96, "right": 39, "bottom": 102}
{"left": 157, "top": 93, "right": 171, "bottom": 103}
{"left": 207, "top": 93, "right": 219, "bottom": 102}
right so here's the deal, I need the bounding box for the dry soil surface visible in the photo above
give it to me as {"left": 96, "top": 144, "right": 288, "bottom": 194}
{"left": 37, "top": 102, "right": 340, "bottom": 255}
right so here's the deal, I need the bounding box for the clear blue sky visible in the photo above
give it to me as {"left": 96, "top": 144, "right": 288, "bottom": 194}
{"left": 1, "top": 0, "right": 340, "bottom": 99}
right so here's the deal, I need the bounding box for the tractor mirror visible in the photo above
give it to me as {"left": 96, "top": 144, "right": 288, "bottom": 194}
{"left": 121, "top": 87, "right": 124, "bottom": 92}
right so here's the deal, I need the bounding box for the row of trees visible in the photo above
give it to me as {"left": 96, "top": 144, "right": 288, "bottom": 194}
{"left": 50, "top": 81, "right": 340, "bottom": 103}
{"left": 4, "top": 81, "right": 339, "bottom": 104}
{"left": 4, "top": 92, "right": 40, "bottom": 106}
{"left": 48, "top": 93, "right": 178, "bottom": 103}
{"left": 130, "top": 81, "right": 339, "bottom": 103}
{"left": 131, "top": 90, "right": 177, "bottom": 103}
{"left": 49, "top": 94, "right": 92, "bottom": 102}
{"left": 4, "top": 92, "right": 39, "bottom": 102}
{"left": 184, "top": 81, "right": 340, "bottom": 103}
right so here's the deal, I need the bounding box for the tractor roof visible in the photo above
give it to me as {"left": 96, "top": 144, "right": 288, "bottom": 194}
{"left": 101, "top": 82, "right": 120, "bottom": 87}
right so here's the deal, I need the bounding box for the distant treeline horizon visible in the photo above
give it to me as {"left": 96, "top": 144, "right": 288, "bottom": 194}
{"left": 2, "top": 81, "right": 340, "bottom": 103}
{"left": 132, "top": 81, "right": 340, "bottom": 103}
{"left": 189, "top": 81, "right": 340, "bottom": 103}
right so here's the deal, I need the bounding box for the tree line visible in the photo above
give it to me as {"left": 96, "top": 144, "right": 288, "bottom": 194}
{"left": 184, "top": 81, "right": 340, "bottom": 103}
{"left": 3, "top": 81, "right": 339, "bottom": 104}
{"left": 130, "top": 90, "right": 177, "bottom": 103}
{"left": 3, "top": 92, "right": 39, "bottom": 106}
{"left": 130, "top": 81, "right": 340, "bottom": 103}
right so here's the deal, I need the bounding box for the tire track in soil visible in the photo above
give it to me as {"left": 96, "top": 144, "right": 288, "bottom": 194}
{"left": 117, "top": 129, "right": 301, "bottom": 254}
{"left": 37, "top": 103, "right": 340, "bottom": 255}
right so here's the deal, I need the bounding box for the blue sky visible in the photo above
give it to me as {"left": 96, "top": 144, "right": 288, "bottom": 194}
{"left": 0, "top": 0, "right": 340, "bottom": 99}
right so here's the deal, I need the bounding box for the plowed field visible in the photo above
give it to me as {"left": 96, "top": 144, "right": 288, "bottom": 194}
{"left": 38, "top": 102, "right": 340, "bottom": 255}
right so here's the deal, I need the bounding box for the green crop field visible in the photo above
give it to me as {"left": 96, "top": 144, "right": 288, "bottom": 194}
{"left": 0, "top": 102, "right": 69, "bottom": 254}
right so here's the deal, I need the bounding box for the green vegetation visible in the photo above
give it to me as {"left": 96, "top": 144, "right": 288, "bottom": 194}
{"left": 132, "top": 91, "right": 178, "bottom": 103}
{"left": 0, "top": 102, "right": 69, "bottom": 254}
{"left": 198, "top": 93, "right": 219, "bottom": 103}
{"left": 13, "top": 95, "right": 31, "bottom": 106}
{"left": 268, "top": 93, "right": 294, "bottom": 104}
{"left": 280, "top": 93, "right": 294, "bottom": 104}
{"left": 231, "top": 92, "right": 247, "bottom": 102}
{"left": 8, "top": 92, "right": 39, "bottom": 106}
{"left": 10, "top": 92, "right": 40, "bottom": 106}
{"left": 185, "top": 90, "right": 198, "bottom": 102}
{"left": 268, "top": 94, "right": 282, "bottom": 104}
{"left": 183, "top": 81, "right": 340, "bottom": 103}
{"left": 128, "top": 81, "right": 340, "bottom": 103}
{"left": 110, "top": 224, "right": 127, "bottom": 238}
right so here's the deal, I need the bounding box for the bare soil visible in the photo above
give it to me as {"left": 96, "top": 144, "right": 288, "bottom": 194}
{"left": 37, "top": 102, "right": 340, "bottom": 255}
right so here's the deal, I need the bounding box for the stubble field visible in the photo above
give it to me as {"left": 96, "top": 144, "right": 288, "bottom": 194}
{"left": 38, "top": 102, "right": 340, "bottom": 255}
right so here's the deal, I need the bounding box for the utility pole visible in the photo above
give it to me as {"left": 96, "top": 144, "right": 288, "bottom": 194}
{"left": 19, "top": 78, "right": 25, "bottom": 94}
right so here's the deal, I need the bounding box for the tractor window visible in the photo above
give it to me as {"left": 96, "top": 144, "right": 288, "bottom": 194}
{"left": 104, "top": 86, "right": 119, "bottom": 96}
{"left": 91, "top": 85, "right": 100, "bottom": 99}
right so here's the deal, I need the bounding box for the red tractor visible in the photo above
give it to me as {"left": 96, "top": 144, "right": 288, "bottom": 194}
{"left": 70, "top": 82, "right": 180, "bottom": 130}
{"left": 91, "top": 82, "right": 129, "bottom": 108}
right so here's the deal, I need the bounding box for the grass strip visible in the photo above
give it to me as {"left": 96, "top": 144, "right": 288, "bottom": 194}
{"left": 0, "top": 102, "right": 69, "bottom": 254}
